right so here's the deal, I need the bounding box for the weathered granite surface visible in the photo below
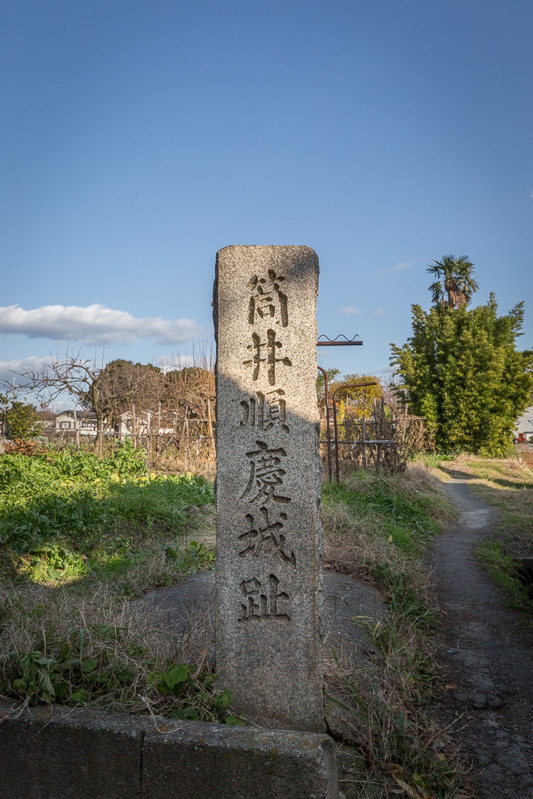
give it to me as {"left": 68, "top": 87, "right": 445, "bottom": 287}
{"left": 214, "top": 246, "right": 324, "bottom": 732}
{"left": 136, "top": 568, "right": 386, "bottom": 748}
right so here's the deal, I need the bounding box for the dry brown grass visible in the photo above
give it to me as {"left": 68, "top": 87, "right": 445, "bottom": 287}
{"left": 321, "top": 465, "right": 464, "bottom": 798}
{"left": 0, "top": 456, "right": 466, "bottom": 794}
{"left": 323, "top": 496, "right": 390, "bottom": 578}
{"left": 149, "top": 444, "right": 217, "bottom": 481}
{"left": 323, "top": 464, "right": 455, "bottom": 584}
{"left": 0, "top": 573, "right": 219, "bottom": 719}
{"left": 430, "top": 454, "right": 533, "bottom": 613}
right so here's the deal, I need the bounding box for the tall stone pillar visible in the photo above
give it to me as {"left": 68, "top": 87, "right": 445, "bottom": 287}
{"left": 214, "top": 245, "right": 324, "bottom": 732}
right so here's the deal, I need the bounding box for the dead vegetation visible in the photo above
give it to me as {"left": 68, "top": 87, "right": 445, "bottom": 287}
{"left": 0, "top": 447, "right": 465, "bottom": 795}
{"left": 0, "top": 572, "right": 225, "bottom": 722}
{"left": 321, "top": 465, "right": 464, "bottom": 798}
{"left": 429, "top": 453, "right": 533, "bottom": 613}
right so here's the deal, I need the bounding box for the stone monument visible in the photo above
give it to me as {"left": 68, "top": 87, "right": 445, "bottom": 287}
{"left": 214, "top": 245, "right": 325, "bottom": 732}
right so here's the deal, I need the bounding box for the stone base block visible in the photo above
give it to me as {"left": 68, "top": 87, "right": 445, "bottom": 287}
{"left": 0, "top": 704, "right": 143, "bottom": 799}
{"left": 0, "top": 703, "right": 338, "bottom": 799}
{"left": 142, "top": 722, "right": 338, "bottom": 799}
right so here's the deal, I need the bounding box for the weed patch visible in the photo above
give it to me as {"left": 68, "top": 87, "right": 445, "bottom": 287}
{"left": 0, "top": 444, "right": 221, "bottom": 720}
{"left": 429, "top": 453, "right": 533, "bottom": 613}
{"left": 0, "top": 443, "right": 214, "bottom": 587}
{"left": 477, "top": 539, "right": 533, "bottom": 612}
{"left": 0, "top": 581, "right": 237, "bottom": 723}
{"left": 322, "top": 466, "right": 462, "bottom": 797}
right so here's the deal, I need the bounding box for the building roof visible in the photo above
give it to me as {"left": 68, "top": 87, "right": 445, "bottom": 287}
{"left": 36, "top": 410, "right": 56, "bottom": 421}
{"left": 55, "top": 409, "right": 97, "bottom": 419}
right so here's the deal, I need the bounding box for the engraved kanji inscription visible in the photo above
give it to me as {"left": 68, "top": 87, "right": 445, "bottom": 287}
{"left": 238, "top": 574, "right": 290, "bottom": 622}
{"left": 243, "top": 330, "right": 292, "bottom": 385}
{"left": 241, "top": 440, "right": 291, "bottom": 504}
{"left": 240, "top": 389, "right": 290, "bottom": 433}
{"left": 248, "top": 269, "right": 289, "bottom": 327}
{"left": 239, "top": 507, "right": 296, "bottom": 567}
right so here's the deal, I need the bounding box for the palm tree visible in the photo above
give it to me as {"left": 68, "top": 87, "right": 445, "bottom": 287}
{"left": 426, "top": 255, "right": 479, "bottom": 309}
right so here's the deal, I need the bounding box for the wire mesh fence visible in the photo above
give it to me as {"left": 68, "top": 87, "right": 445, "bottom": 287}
{"left": 319, "top": 396, "right": 429, "bottom": 477}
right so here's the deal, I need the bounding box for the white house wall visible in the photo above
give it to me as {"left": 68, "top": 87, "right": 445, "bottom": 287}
{"left": 515, "top": 407, "right": 533, "bottom": 436}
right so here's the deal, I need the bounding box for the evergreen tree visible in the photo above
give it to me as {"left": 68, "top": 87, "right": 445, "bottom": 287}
{"left": 390, "top": 261, "right": 533, "bottom": 454}
{"left": 0, "top": 396, "right": 42, "bottom": 440}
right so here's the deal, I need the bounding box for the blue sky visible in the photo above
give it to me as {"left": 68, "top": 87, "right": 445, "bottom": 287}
{"left": 1, "top": 0, "right": 532, "bottom": 402}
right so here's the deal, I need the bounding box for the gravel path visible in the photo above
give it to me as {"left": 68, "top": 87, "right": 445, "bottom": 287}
{"left": 432, "top": 478, "right": 533, "bottom": 798}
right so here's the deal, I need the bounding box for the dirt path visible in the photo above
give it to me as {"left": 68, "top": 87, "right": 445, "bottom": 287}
{"left": 432, "top": 478, "right": 533, "bottom": 798}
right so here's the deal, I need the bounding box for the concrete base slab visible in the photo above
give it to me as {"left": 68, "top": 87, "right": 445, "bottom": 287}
{"left": 0, "top": 704, "right": 143, "bottom": 799}
{"left": 0, "top": 702, "right": 338, "bottom": 799}
{"left": 143, "top": 722, "right": 338, "bottom": 799}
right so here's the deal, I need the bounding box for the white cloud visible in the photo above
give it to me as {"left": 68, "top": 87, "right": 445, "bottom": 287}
{"left": 392, "top": 261, "right": 415, "bottom": 272}
{"left": 0, "top": 356, "right": 50, "bottom": 386}
{"left": 0, "top": 304, "right": 207, "bottom": 345}
{"left": 156, "top": 354, "right": 198, "bottom": 373}
{"left": 339, "top": 305, "right": 361, "bottom": 315}
{"left": 374, "top": 308, "right": 384, "bottom": 316}
{"left": 381, "top": 261, "right": 415, "bottom": 275}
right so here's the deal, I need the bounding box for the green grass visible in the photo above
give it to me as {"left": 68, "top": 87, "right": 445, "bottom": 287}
{"left": 477, "top": 538, "right": 533, "bottom": 612}
{"left": 425, "top": 453, "right": 533, "bottom": 613}
{"left": 322, "top": 466, "right": 462, "bottom": 798}
{"left": 0, "top": 448, "right": 468, "bottom": 788}
{"left": 0, "top": 441, "right": 214, "bottom": 587}
{"left": 322, "top": 467, "right": 453, "bottom": 576}
{"left": 322, "top": 467, "right": 449, "bottom": 632}
{"left": 0, "top": 443, "right": 229, "bottom": 722}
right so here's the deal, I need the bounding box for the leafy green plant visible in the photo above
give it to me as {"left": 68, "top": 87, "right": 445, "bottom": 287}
{"left": 0, "top": 446, "right": 213, "bottom": 566}
{"left": 390, "top": 261, "right": 533, "bottom": 455}
{"left": 26, "top": 544, "right": 89, "bottom": 582}
{"left": 147, "top": 662, "right": 241, "bottom": 724}
{"left": 477, "top": 539, "right": 533, "bottom": 611}
{"left": 1, "top": 623, "right": 135, "bottom": 706}
{"left": 0, "top": 628, "right": 240, "bottom": 725}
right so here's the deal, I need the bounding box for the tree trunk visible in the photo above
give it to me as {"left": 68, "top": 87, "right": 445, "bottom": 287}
{"left": 95, "top": 411, "right": 104, "bottom": 457}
